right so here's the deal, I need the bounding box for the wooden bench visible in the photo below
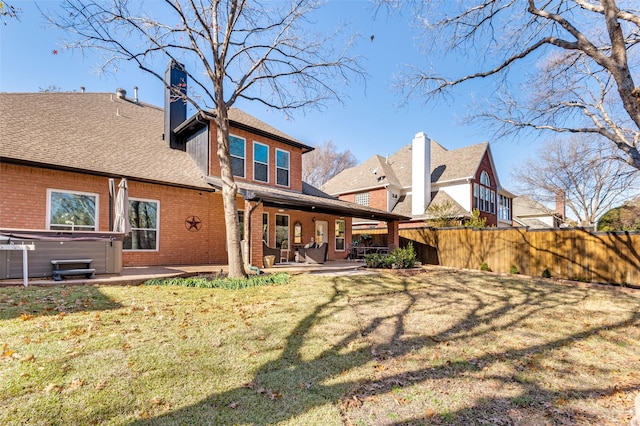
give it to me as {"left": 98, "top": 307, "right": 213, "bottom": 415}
{"left": 51, "top": 259, "right": 95, "bottom": 281}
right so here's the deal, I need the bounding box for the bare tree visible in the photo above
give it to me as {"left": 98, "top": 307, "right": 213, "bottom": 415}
{"left": 302, "top": 141, "right": 358, "bottom": 189}
{"left": 380, "top": 0, "right": 640, "bottom": 170}
{"left": 49, "top": 0, "right": 363, "bottom": 278}
{"left": 513, "top": 136, "right": 639, "bottom": 226}
{"left": 0, "top": 1, "right": 21, "bottom": 24}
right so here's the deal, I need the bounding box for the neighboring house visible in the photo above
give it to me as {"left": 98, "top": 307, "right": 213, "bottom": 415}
{"left": 0, "top": 63, "right": 407, "bottom": 271}
{"left": 512, "top": 195, "right": 565, "bottom": 228}
{"left": 323, "top": 132, "right": 514, "bottom": 229}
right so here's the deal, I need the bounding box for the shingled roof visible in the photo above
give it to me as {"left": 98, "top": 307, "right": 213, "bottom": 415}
{"left": 323, "top": 139, "right": 490, "bottom": 195}
{"left": 205, "top": 176, "right": 409, "bottom": 221}
{"left": 0, "top": 92, "right": 314, "bottom": 189}
{"left": 0, "top": 92, "right": 210, "bottom": 189}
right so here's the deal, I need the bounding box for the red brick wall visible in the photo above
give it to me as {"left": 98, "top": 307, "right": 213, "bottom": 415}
{"left": 208, "top": 124, "right": 304, "bottom": 192}
{"left": 258, "top": 207, "right": 351, "bottom": 266}
{"left": 0, "top": 163, "right": 228, "bottom": 266}
{"left": 1, "top": 163, "right": 352, "bottom": 268}
{"left": 338, "top": 188, "right": 387, "bottom": 211}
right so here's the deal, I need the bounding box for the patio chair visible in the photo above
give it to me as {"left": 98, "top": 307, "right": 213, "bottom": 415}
{"left": 304, "top": 242, "right": 328, "bottom": 264}
{"left": 262, "top": 241, "right": 281, "bottom": 262}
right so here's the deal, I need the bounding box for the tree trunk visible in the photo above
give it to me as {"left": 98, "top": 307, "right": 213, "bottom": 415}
{"left": 215, "top": 107, "right": 247, "bottom": 279}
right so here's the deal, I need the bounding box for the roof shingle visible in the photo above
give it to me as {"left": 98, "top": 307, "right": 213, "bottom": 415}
{"left": 0, "top": 92, "right": 209, "bottom": 189}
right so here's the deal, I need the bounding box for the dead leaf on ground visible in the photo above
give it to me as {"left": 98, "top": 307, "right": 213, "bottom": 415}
{"left": 68, "top": 378, "right": 84, "bottom": 390}
{"left": 19, "top": 353, "right": 35, "bottom": 362}
{"left": 150, "top": 397, "right": 164, "bottom": 405}
{"left": 228, "top": 401, "right": 239, "bottom": 409}
{"left": 45, "top": 383, "right": 63, "bottom": 393}
{"left": 269, "top": 390, "right": 282, "bottom": 400}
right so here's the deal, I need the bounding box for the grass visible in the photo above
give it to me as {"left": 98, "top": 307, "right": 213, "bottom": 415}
{"left": 1, "top": 267, "right": 639, "bottom": 425}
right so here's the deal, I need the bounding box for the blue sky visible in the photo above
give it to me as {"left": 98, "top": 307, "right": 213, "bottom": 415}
{"left": 0, "top": 0, "right": 539, "bottom": 191}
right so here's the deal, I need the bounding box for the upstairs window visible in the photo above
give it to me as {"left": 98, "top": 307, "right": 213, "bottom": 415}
{"left": 473, "top": 171, "right": 496, "bottom": 214}
{"left": 229, "top": 135, "right": 245, "bottom": 178}
{"left": 47, "top": 189, "right": 97, "bottom": 231}
{"left": 276, "top": 149, "right": 290, "bottom": 187}
{"left": 253, "top": 142, "right": 269, "bottom": 182}
{"left": 354, "top": 192, "right": 369, "bottom": 206}
{"left": 498, "top": 195, "right": 511, "bottom": 221}
{"left": 480, "top": 171, "right": 491, "bottom": 186}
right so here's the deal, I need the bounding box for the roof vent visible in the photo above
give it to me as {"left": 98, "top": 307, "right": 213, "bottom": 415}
{"left": 116, "top": 88, "right": 126, "bottom": 99}
{"left": 80, "top": 86, "right": 85, "bottom": 93}
{"left": 133, "top": 86, "right": 139, "bottom": 103}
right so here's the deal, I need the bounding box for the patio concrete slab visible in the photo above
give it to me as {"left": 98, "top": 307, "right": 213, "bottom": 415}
{"left": 0, "top": 260, "right": 369, "bottom": 287}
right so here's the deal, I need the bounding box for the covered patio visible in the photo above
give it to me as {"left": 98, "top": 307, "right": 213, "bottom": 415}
{"left": 205, "top": 177, "right": 409, "bottom": 268}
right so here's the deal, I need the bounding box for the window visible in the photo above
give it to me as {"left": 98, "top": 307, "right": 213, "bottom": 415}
{"left": 262, "top": 213, "right": 269, "bottom": 244}
{"left": 499, "top": 195, "right": 511, "bottom": 221}
{"left": 480, "top": 171, "right": 491, "bottom": 186}
{"left": 230, "top": 135, "right": 245, "bottom": 178}
{"left": 275, "top": 214, "right": 289, "bottom": 249}
{"left": 276, "top": 149, "right": 290, "bottom": 187}
{"left": 253, "top": 142, "right": 269, "bottom": 183}
{"left": 238, "top": 210, "right": 245, "bottom": 240}
{"left": 47, "top": 189, "right": 98, "bottom": 231}
{"left": 335, "top": 220, "right": 346, "bottom": 251}
{"left": 473, "top": 171, "right": 496, "bottom": 214}
{"left": 124, "top": 199, "right": 158, "bottom": 250}
{"left": 354, "top": 192, "right": 369, "bottom": 206}
{"left": 294, "top": 222, "right": 302, "bottom": 244}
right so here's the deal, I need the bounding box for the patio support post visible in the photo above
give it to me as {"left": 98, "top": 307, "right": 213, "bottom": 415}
{"left": 387, "top": 220, "right": 399, "bottom": 251}
{"left": 246, "top": 200, "right": 265, "bottom": 267}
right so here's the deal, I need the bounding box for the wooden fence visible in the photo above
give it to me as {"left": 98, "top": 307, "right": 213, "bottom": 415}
{"left": 395, "top": 227, "right": 640, "bottom": 286}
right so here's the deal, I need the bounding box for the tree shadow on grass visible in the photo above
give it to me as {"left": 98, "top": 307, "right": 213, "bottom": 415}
{"left": 130, "top": 269, "right": 640, "bottom": 425}
{"left": 0, "top": 285, "right": 121, "bottom": 320}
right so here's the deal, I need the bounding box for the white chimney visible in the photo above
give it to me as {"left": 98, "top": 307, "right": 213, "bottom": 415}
{"left": 411, "top": 132, "right": 431, "bottom": 216}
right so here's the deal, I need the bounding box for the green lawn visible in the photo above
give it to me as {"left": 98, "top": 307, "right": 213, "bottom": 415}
{"left": 1, "top": 268, "right": 639, "bottom": 425}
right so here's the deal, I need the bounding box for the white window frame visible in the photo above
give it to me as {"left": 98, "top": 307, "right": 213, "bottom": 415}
{"left": 229, "top": 134, "right": 246, "bottom": 178}
{"left": 275, "top": 148, "right": 290, "bottom": 187}
{"left": 335, "top": 219, "right": 346, "bottom": 252}
{"left": 124, "top": 197, "right": 160, "bottom": 252}
{"left": 253, "top": 141, "right": 269, "bottom": 183}
{"left": 262, "top": 212, "right": 269, "bottom": 245}
{"left": 47, "top": 188, "right": 99, "bottom": 231}
{"left": 275, "top": 213, "right": 290, "bottom": 249}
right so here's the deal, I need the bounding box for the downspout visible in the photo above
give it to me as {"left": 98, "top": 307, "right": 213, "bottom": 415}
{"left": 246, "top": 198, "right": 263, "bottom": 274}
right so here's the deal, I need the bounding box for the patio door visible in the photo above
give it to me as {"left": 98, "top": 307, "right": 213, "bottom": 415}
{"left": 315, "top": 221, "right": 328, "bottom": 246}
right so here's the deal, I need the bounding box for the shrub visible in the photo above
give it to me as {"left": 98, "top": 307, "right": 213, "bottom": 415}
{"left": 509, "top": 265, "right": 519, "bottom": 274}
{"left": 480, "top": 262, "right": 491, "bottom": 271}
{"left": 541, "top": 268, "right": 551, "bottom": 279}
{"left": 144, "top": 273, "right": 290, "bottom": 290}
{"left": 364, "top": 243, "right": 417, "bottom": 269}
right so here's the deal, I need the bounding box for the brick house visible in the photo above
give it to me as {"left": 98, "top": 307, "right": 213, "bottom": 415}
{"left": 0, "top": 68, "right": 406, "bottom": 272}
{"left": 323, "top": 132, "right": 514, "bottom": 230}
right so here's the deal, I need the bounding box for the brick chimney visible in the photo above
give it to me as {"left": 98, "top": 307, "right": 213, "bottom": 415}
{"left": 164, "top": 60, "right": 187, "bottom": 150}
{"left": 411, "top": 132, "right": 431, "bottom": 216}
{"left": 555, "top": 189, "right": 566, "bottom": 223}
